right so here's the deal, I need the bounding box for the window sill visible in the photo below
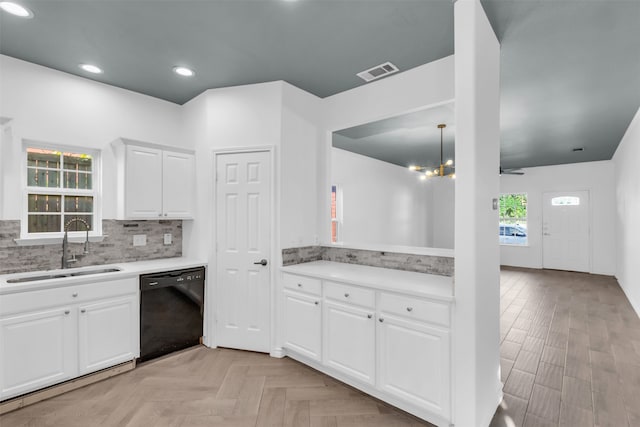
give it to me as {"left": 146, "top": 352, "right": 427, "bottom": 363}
{"left": 14, "top": 235, "right": 107, "bottom": 246}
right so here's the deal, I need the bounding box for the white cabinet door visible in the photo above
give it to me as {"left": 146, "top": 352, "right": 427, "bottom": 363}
{"left": 0, "top": 307, "right": 76, "bottom": 400}
{"left": 125, "top": 145, "right": 163, "bottom": 218}
{"left": 377, "top": 314, "right": 450, "bottom": 419}
{"left": 283, "top": 290, "right": 321, "bottom": 361}
{"left": 162, "top": 151, "right": 195, "bottom": 218}
{"left": 324, "top": 301, "right": 375, "bottom": 385}
{"left": 78, "top": 295, "right": 137, "bottom": 375}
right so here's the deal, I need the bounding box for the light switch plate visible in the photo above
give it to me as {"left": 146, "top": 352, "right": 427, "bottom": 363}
{"left": 133, "top": 234, "right": 147, "bottom": 246}
{"left": 164, "top": 233, "right": 172, "bottom": 245}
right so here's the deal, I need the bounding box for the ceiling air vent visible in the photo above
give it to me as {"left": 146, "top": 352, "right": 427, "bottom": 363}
{"left": 357, "top": 61, "right": 399, "bottom": 82}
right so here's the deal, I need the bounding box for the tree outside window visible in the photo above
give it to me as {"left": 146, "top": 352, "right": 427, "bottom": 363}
{"left": 499, "top": 193, "right": 527, "bottom": 245}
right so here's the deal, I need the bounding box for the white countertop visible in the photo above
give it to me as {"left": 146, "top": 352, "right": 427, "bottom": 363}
{"left": 281, "top": 261, "right": 454, "bottom": 301}
{"left": 0, "top": 258, "right": 207, "bottom": 295}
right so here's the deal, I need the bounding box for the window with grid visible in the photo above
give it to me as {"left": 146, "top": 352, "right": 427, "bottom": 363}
{"left": 24, "top": 145, "right": 99, "bottom": 236}
{"left": 499, "top": 193, "right": 527, "bottom": 246}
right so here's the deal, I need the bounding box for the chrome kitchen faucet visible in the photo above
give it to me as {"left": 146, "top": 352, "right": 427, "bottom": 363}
{"left": 61, "top": 217, "right": 90, "bottom": 269}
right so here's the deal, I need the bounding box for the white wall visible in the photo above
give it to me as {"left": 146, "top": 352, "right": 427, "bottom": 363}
{"left": 431, "top": 179, "right": 455, "bottom": 249}
{"left": 453, "top": 1, "right": 502, "bottom": 426}
{"left": 613, "top": 107, "right": 640, "bottom": 315}
{"left": 280, "top": 83, "right": 323, "bottom": 249}
{"left": 320, "top": 56, "right": 455, "bottom": 245}
{"left": 500, "top": 160, "right": 616, "bottom": 275}
{"left": 332, "top": 148, "right": 432, "bottom": 247}
{"left": 0, "top": 55, "right": 184, "bottom": 220}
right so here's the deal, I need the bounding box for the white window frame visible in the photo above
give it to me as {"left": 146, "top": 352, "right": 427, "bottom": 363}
{"left": 20, "top": 140, "right": 102, "bottom": 241}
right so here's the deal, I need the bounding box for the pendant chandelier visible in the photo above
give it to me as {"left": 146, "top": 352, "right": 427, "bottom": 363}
{"left": 408, "top": 124, "right": 455, "bottom": 179}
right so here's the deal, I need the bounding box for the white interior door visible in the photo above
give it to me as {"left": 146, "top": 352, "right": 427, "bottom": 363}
{"left": 215, "top": 151, "right": 271, "bottom": 352}
{"left": 542, "top": 191, "right": 590, "bottom": 272}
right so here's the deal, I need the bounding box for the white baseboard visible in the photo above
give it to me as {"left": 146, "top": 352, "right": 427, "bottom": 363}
{"left": 617, "top": 275, "right": 640, "bottom": 318}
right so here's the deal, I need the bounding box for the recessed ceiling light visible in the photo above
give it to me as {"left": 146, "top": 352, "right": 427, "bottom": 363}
{"left": 173, "top": 66, "right": 195, "bottom": 77}
{"left": 79, "top": 64, "right": 103, "bottom": 74}
{"left": 0, "top": 2, "right": 34, "bottom": 18}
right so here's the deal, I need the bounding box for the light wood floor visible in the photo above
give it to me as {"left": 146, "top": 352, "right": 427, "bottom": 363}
{"left": 1, "top": 268, "right": 639, "bottom": 427}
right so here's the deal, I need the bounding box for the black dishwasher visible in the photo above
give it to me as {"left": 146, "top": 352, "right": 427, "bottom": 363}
{"left": 139, "top": 267, "right": 205, "bottom": 362}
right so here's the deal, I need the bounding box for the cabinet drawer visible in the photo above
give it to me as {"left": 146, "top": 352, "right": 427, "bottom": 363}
{"left": 0, "top": 278, "right": 137, "bottom": 316}
{"left": 283, "top": 273, "right": 321, "bottom": 296}
{"left": 325, "top": 281, "right": 375, "bottom": 308}
{"left": 379, "top": 293, "right": 450, "bottom": 327}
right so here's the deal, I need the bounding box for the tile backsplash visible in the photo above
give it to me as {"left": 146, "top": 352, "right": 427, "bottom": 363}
{"left": 282, "top": 245, "right": 454, "bottom": 277}
{"left": 0, "top": 219, "right": 182, "bottom": 275}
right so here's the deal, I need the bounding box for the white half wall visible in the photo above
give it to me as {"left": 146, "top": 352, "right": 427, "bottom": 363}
{"left": 0, "top": 55, "right": 184, "bottom": 220}
{"left": 500, "top": 161, "right": 616, "bottom": 275}
{"left": 319, "top": 56, "right": 455, "bottom": 245}
{"left": 613, "top": 107, "right": 640, "bottom": 315}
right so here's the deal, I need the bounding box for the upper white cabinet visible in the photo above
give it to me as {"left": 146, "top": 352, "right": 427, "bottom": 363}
{"left": 113, "top": 138, "right": 195, "bottom": 220}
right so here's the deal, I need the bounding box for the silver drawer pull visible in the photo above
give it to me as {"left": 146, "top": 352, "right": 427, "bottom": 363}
{"left": 81, "top": 309, "right": 86, "bottom": 313}
{"left": 297, "top": 283, "right": 302, "bottom": 287}
{"left": 406, "top": 307, "right": 413, "bottom": 312}
{"left": 367, "top": 314, "right": 372, "bottom": 319}
{"left": 64, "top": 310, "right": 70, "bottom": 315}
{"left": 379, "top": 318, "right": 384, "bottom": 323}
{"left": 148, "top": 282, "right": 159, "bottom": 286}
{"left": 72, "top": 293, "right": 78, "bottom": 298}
{"left": 344, "top": 293, "right": 349, "bottom": 298}
{"left": 314, "top": 301, "right": 319, "bottom": 305}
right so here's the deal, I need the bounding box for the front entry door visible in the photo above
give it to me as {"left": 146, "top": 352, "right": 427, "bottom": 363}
{"left": 215, "top": 151, "right": 271, "bottom": 352}
{"left": 542, "top": 191, "right": 590, "bottom": 273}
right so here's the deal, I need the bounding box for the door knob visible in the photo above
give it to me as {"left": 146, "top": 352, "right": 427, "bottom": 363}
{"left": 253, "top": 259, "right": 268, "bottom": 266}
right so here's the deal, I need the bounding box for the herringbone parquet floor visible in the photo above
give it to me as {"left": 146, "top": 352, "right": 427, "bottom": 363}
{"left": 0, "top": 346, "right": 431, "bottom": 427}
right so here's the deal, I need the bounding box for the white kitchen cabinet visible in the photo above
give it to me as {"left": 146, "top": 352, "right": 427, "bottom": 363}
{"left": 0, "top": 277, "right": 138, "bottom": 401}
{"left": 280, "top": 262, "right": 454, "bottom": 426}
{"left": 0, "top": 307, "right": 76, "bottom": 399}
{"left": 114, "top": 138, "right": 195, "bottom": 220}
{"left": 377, "top": 314, "right": 450, "bottom": 419}
{"left": 283, "top": 290, "right": 322, "bottom": 361}
{"left": 323, "top": 301, "right": 375, "bottom": 385}
{"left": 78, "top": 294, "right": 137, "bottom": 375}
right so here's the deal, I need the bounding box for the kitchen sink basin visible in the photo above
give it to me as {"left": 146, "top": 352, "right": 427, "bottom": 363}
{"left": 6, "top": 267, "right": 121, "bottom": 283}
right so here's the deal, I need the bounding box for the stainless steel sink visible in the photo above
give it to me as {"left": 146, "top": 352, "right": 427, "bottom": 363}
{"left": 6, "top": 268, "right": 121, "bottom": 283}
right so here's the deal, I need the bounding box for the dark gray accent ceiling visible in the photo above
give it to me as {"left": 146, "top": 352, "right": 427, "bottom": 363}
{"left": 1, "top": 1, "right": 638, "bottom": 169}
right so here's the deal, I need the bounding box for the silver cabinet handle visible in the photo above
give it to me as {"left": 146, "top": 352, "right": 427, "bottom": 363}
{"left": 64, "top": 310, "right": 70, "bottom": 315}
{"left": 297, "top": 283, "right": 302, "bottom": 287}
{"left": 314, "top": 301, "right": 319, "bottom": 305}
{"left": 367, "top": 314, "right": 372, "bottom": 319}
{"left": 80, "top": 309, "right": 86, "bottom": 313}
{"left": 253, "top": 259, "right": 268, "bottom": 266}
{"left": 164, "top": 213, "right": 168, "bottom": 217}
{"left": 379, "top": 318, "right": 384, "bottom": 323}
{"left": 406, "top": 307, "right": 413, "bottom": 312}
{"left": 344, "top": 293, "right": 349, "bottom": 298}
{"left": 158, "top": 213, "right": 162, "bottom": 217}
{"left": 148, "top": 282, "right": 159, "bottom": 286}
{"left": 72, "top": 293, "right": 78, "bottom": 297}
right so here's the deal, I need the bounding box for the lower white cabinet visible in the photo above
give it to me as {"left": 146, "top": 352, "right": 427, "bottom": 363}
{"left": 323, "top": 301, "right": 375, "bottom": 385}
{"left": 0, "top": 307, "right": 76, "bottom": 399}
{"left": 281, "top": 271, "right": 453, "bottom": 426}
{"left": 0, "top": 278, "right": 138, "bottom": 401}
{"left": 377, "top": 314, "right": 451, "bottom": 419}
{"left": 78, "top": 295, "right": 138, "bottom": 375}
{"left": 283, "top": 290, "right": 321, "bottom": 361}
